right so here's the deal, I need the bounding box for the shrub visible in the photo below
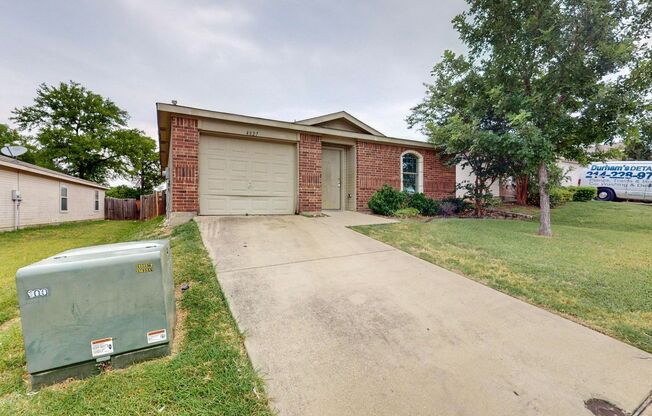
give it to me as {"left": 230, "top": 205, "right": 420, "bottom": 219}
{"left": 528, "top": 188, "right": 574, "bottom": 208}
{"left": 393, "top": 207, "right": 420, "bottom": 218}
{"left": 572, "top": 186, "right": 597, "bottom": 202}
{"left": 527, "top": 191, "right": 540, "bottom": 206}
{"left": 487, "top": 197, "right": 502, "bottom": 208}
{"left": 441, "top": 196, "right": 472, "bottom": 214}
{"left": 368, "top": 185, "right": 407, "bottom": 215}
{"left": 549, "top": 187, "right": 573, "bottom": 207}
{"left": 420, "top": 198, "right": 441, "bottom": 216}
{"left": 439, "top": 202, "right": 457, "bottom": 217}
{"left": 405, "top": 192, "right": 440, "bottom": 216}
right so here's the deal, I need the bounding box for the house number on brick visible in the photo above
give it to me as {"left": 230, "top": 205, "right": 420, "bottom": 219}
{"left": 246, "top": 130, "right": 259, "bottom": 137}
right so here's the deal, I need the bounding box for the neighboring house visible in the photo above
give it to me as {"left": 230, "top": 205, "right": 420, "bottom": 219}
{"left": 0, "top": 155, "right": 107, "bottom": 231}
{"left": 455, "top": 164, "right": 502, "bottom": 199}
{"left": 156, "top": 103, "right": 456, "bottom": 224}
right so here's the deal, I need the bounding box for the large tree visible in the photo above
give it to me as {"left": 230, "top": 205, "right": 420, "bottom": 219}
{"left": 116, "top": 129, "right": 162, "bottom": 195}
{"left": 412, "top": 0, "right": 650, "bottom": 236}
{"left": 11, "top": 81, "right": 145, "bottom": 184}
{"left": 408, "top": 51, "right": 520, "bottom": 216}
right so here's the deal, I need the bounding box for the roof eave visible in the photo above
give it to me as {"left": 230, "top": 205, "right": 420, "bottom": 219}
{"left": 155, "top": 103, "right": 433, "bottom": 152}
{"left": 0, "top": 160, "right": 109, "bottom": 189}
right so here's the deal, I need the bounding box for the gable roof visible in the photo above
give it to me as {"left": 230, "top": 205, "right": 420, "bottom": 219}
{"left": 0, "top": 155, "right": 108, "bottom": 190}
{"left": 296, "top": 111, "right": 385, "bottom": 136}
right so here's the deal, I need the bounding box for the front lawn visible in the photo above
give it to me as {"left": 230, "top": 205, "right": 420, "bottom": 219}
{"left": 353, "top": 201, "right": 652, "bottom": 353}
{"left": 0, "top": 219, "right": 271, "bottom": 415}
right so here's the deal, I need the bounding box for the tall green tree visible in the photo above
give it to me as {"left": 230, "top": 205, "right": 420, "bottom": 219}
{"left": 11, "top": 81, "right": 138, "bottom": 183}
{"left": 412, "top": 0, "right": 650, "bottom": 236}
{"left": 408, "top": 52, "right": 520, "bottom": 215}
{"left": 116, "top": 129, "right": 162, "bottom": 195}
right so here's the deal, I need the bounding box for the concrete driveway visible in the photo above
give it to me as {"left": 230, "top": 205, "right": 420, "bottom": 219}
{"left": 197, "top": 211, "right": 652, "bottom": 416}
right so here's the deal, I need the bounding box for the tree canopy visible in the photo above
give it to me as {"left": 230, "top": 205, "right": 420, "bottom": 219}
{"left": 410, "top": 0, "right": 651, "bottom": 235}
{"left": 11, "top": 81, "right": 160, "bottom": 189}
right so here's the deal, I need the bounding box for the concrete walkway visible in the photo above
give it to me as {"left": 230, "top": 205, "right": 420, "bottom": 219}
{"left": 196, "top": 211, "right": 652, "bottom": 416}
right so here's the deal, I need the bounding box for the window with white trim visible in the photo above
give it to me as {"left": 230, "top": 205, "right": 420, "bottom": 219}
{"left": 401, "top": 152, "right": 422, "bottom": 194}
{"left": 60, "top": 185, "right": 68, "bottom": 212}
{"left": 94, "top": 190, "right": 99, "bottom": 211}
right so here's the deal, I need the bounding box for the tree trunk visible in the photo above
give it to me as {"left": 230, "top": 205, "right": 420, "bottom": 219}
{"left": 474, "top": 176, "right": 483, "bottom": 216}
{"left": 538, "top": 163, "right": 552, "bottom": 236}
{"left": 515, "top": 175, "right": 528, "bottom": 205}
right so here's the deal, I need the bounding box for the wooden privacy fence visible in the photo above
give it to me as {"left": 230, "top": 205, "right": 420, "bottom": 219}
{"left": 140, "top": 192, "right": 166, "bottom": 220}
{"left": 105, "top": 192, "right": 166, "bottom": 221}
{"left": 105, "top": 197, "right": 139, "bottom": 220}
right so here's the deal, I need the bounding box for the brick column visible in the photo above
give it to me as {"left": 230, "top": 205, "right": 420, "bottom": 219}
{"left": 298, "top": 133, "right": 322, "bottom": 213}
{"left": 170, "top": 116, "right": 199, "bottom": 214}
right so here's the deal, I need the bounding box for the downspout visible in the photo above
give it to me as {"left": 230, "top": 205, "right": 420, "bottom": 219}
{"left": 14, "top": 171, "right": 21, "bottom": 231}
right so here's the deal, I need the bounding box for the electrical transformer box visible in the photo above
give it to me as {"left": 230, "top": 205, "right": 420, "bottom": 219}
{"left": 16, "top": 240, "right": 175, "bottom": 388}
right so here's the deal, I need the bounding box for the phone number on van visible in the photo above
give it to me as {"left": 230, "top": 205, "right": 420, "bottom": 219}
{"left": 585, "top": 171, "right": 652, "bottom": 180}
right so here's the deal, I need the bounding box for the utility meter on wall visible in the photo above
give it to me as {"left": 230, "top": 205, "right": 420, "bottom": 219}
{"left": 11, "top": 190, "right": 21, "bottom": 202}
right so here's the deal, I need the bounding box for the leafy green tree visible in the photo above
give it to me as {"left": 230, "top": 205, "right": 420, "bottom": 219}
{"left": 11, "top": 81, "right": 141, "bottom": 184}
{"left": 106, "top": 185, "right": 141, "bottom": 199}
{"left": 412, "top": 0, "right": 649, "bottom": 236}
{"left": 116, "top": 129, "right": 162, "bottom": 195}
{"left": 623, "top": 118, "right": 652, "bottom": 160}
{"left": 408, "top": 52, "right": 522, "bottom": 216}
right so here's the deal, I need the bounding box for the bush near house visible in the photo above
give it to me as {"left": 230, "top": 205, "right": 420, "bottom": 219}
{"left": 367, "top": 185, "right": 407, "bottom": 216}
{"left": 441, "top": 196, "right": 473, "bottom": 214}
{"left": 393, "top": 208, "right": 420, "bottom": 218}
{"left": 571, "top": 186, "right": 597, "bottom": 202}
{"left": 368, "top": 186, "right": 472, "bottom": 217}
{"left": 528, "top": 186, "right": 582, "bottom": 208}
{"left": 405, "top": 192, "right": 441, "bottom": 216}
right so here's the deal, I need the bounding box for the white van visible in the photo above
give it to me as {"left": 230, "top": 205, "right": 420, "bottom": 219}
{"left": 582, "top": 161, "right": 652, "bottom": 202}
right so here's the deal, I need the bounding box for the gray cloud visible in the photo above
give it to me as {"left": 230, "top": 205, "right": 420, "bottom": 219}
{"left": 0, "top": 0, "right": 467, "bottom": 141}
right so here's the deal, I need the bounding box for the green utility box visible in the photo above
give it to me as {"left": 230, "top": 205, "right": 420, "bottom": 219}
{"left": 16, "top": 240, "right": 175, "bottom": 389}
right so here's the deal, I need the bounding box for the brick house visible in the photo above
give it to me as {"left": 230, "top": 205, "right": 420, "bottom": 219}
{"left": 156, "top": 103, "right": 455, "bottom": 224}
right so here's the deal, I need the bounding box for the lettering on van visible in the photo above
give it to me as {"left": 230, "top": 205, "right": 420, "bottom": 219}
{"left": 585, "top": 165, "right": 652, "bottom": 180}
{"left": 136, "top": 263, "right": 153, "bottom": 273}
{"left": 26, "top": 288, "right": 48, "bottom": 299}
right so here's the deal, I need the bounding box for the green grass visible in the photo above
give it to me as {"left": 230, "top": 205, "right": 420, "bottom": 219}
{"left": 353, "top": 201, "right": 652, "bottom": 353}
{"left": 0, "top": 220, "right": 272, "bottom": 415}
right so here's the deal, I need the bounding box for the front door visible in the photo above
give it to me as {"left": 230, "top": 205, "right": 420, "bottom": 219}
{"left": 322, "top": 148, "right": 341, "bottom": 210}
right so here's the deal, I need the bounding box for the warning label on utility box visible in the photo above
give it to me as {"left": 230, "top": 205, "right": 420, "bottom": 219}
{"left": 147, "top": 329, "right": 167, "bottom": 344}
{"left": 90, "top": 337, "right": 114, "bottom": 357}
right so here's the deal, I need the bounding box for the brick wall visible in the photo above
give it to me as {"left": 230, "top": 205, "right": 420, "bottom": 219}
{"left": 170, "top": 116, "right": 199, "bottom": 213}
{"left": 356, "top": 141, "right": 455, "bottom": 211}
{"left": 298, "top": 133, "right": 322, "bottom": 212}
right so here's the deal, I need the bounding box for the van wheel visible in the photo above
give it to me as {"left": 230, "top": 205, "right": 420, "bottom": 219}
{"left": 596, "top": 188, "right": 615, "bottom": 201}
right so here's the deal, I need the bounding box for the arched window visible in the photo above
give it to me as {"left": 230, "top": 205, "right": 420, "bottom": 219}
{"left": 401, "top": 151, "right": 423, "bottom": 194}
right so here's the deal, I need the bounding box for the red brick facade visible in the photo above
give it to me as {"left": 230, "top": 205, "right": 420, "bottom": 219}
{"left": 298, "top": 134, "right": 322, "bottom": 212}
{"left": 356, "top": 141, "right": 456, "bottom": 211}
{"left": 167, "top": 122, "right": 455, "bottom": 215}
{"left": 170, "top": 116, "right": 199, "bottom": 213}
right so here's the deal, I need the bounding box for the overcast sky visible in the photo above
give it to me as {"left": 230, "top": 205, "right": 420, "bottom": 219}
{"left": 0, "top": 0, "right": 467, "bottom": 142}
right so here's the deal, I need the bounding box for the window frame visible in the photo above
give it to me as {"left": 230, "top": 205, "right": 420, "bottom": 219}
{"left": 60, "top": 184, "right": 69, "bottom": 212}
{"left": 94, "top": 190, "right": 100, "bottom": 211}
{"left": 400, "top": 151, "right": 424, "bottom": 194}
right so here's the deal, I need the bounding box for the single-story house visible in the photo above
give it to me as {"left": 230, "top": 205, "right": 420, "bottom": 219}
{"left": 156, "top": 103, "right": 456, "bottom": 224}
{"left": 0, "top": 155, "right": 107, "bottom": 232}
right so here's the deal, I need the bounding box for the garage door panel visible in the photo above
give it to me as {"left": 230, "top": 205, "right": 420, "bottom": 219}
{"left": 199, "top": 135, "right": 296, "bottom": 215}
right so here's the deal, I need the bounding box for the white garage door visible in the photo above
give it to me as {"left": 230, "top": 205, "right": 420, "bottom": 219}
{"left": 199, "top": 135, "right": 296, "bottom": 215}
